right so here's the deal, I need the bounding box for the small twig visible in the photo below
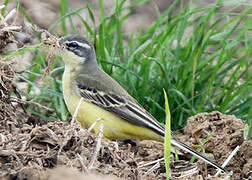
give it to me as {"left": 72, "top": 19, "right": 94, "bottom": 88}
{"left": 143, "top": 161, "right": 160, "bottom": 177}
{"left": 111, "top": 141, "right": 119, "bottom": 151}
{"left": 40, "top": 30, "right": 61, "bottom": 80}
{"left": 71, "top": 97, "right": 84, "bottom": 126}
{"left": 88, "top": 123, "right": 103, "bottom": 170}
{"left": 4, "top": 9, "right": 16, "bottom": 22}
{"left": 172, "top": 165, "right": 198, "bottom": 179}
{"left": 39, "top": 29, "right": 59, "bottom": 45}
{"left": 215, "top": 145, "right": 240, "bottom": 177}
{"left": 0, "top": 8, "right": 18, "bottom": 28}
{"left": 138, "top": 158, "right": 164, "bottom": 168}
{"left": 32, "top": 27, "right": 60, "bottom": 80}
{"left": 11, "top": 96, "right": 54, "bottom": 112}
{"left": 77, "top": 153, "right": 88, "bottom": 172}
{"left": 87, "top": 118, "right": 102, "bottom": 132}
{"left": 41, "top": 47, "right": 56, "bottom": 81}
{"left": 1, "top": 26, "right": 21, "bottom": 32}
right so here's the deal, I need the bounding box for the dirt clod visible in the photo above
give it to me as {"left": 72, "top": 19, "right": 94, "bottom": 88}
{"left": 178, "top": 111, "right": 251, "bottom": 179}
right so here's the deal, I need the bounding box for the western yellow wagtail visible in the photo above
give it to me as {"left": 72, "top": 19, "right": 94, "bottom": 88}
{"left": 58, "top": 35, "right": 225, "bottom": 171}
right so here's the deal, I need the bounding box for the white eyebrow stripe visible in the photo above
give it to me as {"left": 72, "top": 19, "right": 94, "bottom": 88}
{"left": 65, "top": 40, "right": 91, "bottom": 49}
{"left": 76, "top": 42, "right": 91, "bottom": 49}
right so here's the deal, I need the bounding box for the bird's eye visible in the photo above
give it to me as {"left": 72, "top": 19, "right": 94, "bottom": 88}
{"left": 67, "top": 42, "right": 79, "bottom": 48}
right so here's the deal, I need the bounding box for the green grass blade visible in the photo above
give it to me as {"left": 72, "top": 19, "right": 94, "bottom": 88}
{"left": 60, "top": 0, "right": 67, "bottom": 35}
{"left": 48, "top": 5, "right": 88, "bottom": 32}
{"left": 1, "top": 0, "right": 9, "bottom": 15}
{"left": 163, "top": 89, "right": 171, "bottom": 180}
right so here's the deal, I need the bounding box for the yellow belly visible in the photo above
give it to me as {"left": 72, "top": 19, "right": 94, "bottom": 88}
{"left": 62, "top": 67, "right": 163, "bottom": 142}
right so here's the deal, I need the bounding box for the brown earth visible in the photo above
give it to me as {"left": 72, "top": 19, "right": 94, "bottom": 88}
{"left": 177, "top": 111, "right": 252, "bottom": 179}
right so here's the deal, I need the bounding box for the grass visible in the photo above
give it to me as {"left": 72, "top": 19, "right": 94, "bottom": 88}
{"left": 1, "top": 0, "right": 252, "bottom": 134}
{"left": 164, "top": 89, "right": 171, "bottom": 180}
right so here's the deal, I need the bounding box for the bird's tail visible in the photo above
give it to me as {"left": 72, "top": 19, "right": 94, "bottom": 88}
{"left": 169, "top": 137, "right": 225, "bottom": 172}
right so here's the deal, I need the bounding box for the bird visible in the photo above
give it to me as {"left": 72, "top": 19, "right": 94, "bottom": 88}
{"left": 57, "top": 34, "right": 225, "bottom": 172}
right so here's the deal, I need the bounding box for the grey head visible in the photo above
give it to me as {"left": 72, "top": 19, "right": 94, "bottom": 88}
{"left": 59, "top": 35, "right": 96, "bottom": 64}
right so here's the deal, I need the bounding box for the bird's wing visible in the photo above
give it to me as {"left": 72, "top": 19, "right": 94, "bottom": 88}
{"left": 77, "top": 84, "right": 165, "bottom": 136}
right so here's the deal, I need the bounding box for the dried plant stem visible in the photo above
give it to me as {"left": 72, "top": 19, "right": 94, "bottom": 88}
{"left": 87, "top": 118, "right": 102, "bottom": 132}
{"left": 215, "top": 145, "right": 240, "bottom": 177}
{"left": 138, "top": 158, "right": 164, "bottom": 168}
{"left": 143, "top": 161, "right": 160, "bottom": 177}
{"left": 71, "top": 97, "right": 84, "bottom": 126}
{"left": 4, "top": 9, "right": 16, "bottom": 22}
{"left": 88, "top": 123, "right": 103, "bottom": 170}
{"left": 77, "top": 153, "right": 88, "bottom": 172}
{"left": 11, "top": 96, "right": 53, "bottom": 111}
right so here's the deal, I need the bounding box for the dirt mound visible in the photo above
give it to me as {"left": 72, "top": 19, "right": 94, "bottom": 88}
{"left": 178, "top": 111, "right": 251, "bottom": 179}
{"left": 0, "top": 111, "right": 166, "bottom": 179}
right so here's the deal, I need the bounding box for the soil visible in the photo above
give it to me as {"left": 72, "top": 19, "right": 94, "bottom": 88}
{"left": 177, "top": 112, "right": 252, "bottom": 179}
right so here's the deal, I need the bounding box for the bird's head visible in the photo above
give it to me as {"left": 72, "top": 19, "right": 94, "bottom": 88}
{"left": 58, "top": 35, "right": 96, "bottom": 69}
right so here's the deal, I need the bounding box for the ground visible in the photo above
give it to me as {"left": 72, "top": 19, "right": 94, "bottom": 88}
{"left": 0, "top": 63, "right": 251, "bottom": 179}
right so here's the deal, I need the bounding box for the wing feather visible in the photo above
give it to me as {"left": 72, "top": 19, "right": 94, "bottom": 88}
{"left": 77, "top": 84, "right": 165, "bottom": 136}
